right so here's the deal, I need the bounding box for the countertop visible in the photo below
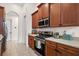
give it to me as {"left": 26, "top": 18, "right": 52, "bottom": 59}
{"left": 29, "top": 34, "right": 38, "bottom": 37}
{"left": 29, "top": 34, "right": 79, "bottom": 48}
{"left": 45, "top": 37, "right": 79, "bottom": 49}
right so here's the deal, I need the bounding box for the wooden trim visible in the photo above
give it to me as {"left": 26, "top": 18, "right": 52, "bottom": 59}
{"left": 0, "top": 6, "right": 4, "bottom": 8}
{"left": 37, "top": 3, "right": 44, "bottom": 8}
{"left": 32, "top": 10, "right": 38, "bottom": 15}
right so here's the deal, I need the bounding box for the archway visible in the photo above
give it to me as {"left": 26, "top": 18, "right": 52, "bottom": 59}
{"left": 6, "top": 11, "right": 19, "bottom": 42}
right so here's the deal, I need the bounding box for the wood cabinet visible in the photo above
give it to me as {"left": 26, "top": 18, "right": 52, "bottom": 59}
{"left": 57, "top": 43, "right": 79, "bottom": 56}
{"left": 38, "top": 4, "right": 43, "bottom": 20}
{"left": 32, "top": 10, "right": 39, "bottom": 28}
{"left": 61, "top": 4, "right": 77, "bottom": 26}
{"left": 32, "top": 3, "right": 79, "bottom": 28}
{"left": 50, "top": 3, "right": 60, "bottom": 27}
{"left": 76, "top": 4, "right": 79, "bottom": 25}
{"left": 42, "top": 3, "right": 49, "bottom": 18}
{"left": 28, "top": 36, "right": 34, "bottom": 49}
{"left": 38, "top": 3, "right": 49, "bottom": 19}
{"left": 45, "top": 40, "right": 79, "bottom": 56}
{"left": 45, "top": 40, "right": 56, "bottom": 56}
{"left": 50, "top": 3, "right": 79, "bottom": 27}
{"left": 0, "top": 6, "right": 4, "bottom": 34}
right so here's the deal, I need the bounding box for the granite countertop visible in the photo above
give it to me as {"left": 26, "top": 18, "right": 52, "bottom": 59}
{"left": 45, "top": 37, "right": 79, "bottom": 48}
{"left": 0, "top": 34, "right": 3, "bottom": 41}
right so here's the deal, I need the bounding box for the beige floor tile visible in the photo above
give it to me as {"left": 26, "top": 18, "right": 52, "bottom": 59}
{"left": 3, "top": 40, "right": 37, "bottom": 56}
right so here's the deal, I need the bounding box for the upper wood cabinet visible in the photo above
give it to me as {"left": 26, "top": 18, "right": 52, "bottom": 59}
{"left": 42, "top": 3, "right": 49, "bottom": 18}
{"left": 32, "top": 3, "right": 79, "bottom": 28}
{"left": 38, "top": 3, "right": 49, "bottom": 20}
{"left": 50, "top": 3, "right": 79, "bottom": 27}
{"left": 38, "top": 4, "right": 43, "bottom": 20}
{"left": 50, "top": 3, "right": 60, "bottom": 27}
{"left": 32, "top": 10, "right": 39, "bottom": 28}
{"left": 76, "top": 4, "right": 79, "bottom": 25}
{"left": 60, "top": 4, "right": 77, "bottom": 26}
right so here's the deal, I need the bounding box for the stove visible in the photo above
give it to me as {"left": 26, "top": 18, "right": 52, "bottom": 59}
{"left": 34, "top": 31, "right": 53, "bottom": 56}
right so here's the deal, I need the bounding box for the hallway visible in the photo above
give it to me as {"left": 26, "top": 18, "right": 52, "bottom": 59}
{"left": 3, "top": 41, "right": 37, "bottom": 56}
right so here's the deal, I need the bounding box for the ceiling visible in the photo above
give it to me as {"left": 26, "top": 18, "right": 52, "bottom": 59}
{"left": 14, "top": 3, "right": 37, "bottom": 7}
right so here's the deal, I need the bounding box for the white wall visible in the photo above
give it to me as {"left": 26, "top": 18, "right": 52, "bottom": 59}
{"left": 35, "top": 26, "right": 79, "bottom": 38}
{"left": 22, "top": 3, "right": 37, "bottom": 46}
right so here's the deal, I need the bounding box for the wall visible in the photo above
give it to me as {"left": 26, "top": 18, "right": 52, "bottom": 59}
{"left": 35, "top": 26, "right": 79, "bottom": 38}
{"left": 22, "top": 3, "right": 37, "bottom": 46}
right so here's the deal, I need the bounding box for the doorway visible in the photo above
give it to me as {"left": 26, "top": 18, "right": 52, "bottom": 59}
{"left": 11, "top": 16, "right": 18, "bottom": 42}
{"left": 7, "top": 11, "right": 19, "bottom": 42}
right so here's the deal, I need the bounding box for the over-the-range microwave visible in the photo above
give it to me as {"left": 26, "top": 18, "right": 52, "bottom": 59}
{"left": 38, "top": 17, "right": 49, "bottom": 27}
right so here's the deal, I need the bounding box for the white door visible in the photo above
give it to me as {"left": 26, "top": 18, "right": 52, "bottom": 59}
{"left": 11, "top": 16, "right": 18, "bottom": 41}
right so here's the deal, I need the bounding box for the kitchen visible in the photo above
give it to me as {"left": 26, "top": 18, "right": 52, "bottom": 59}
{"left": 29, "top": 3, "right": 79, "bottom": 56}
{"left": 0, "top": 3, "right": 79, "bottom": 56}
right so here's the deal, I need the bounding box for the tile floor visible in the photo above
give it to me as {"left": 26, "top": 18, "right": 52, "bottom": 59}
{"left": 3, "top": 40, "right": 37, "bottom": 56}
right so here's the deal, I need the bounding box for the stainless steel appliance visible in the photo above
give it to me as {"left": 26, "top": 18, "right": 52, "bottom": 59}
{"left": 34, "top": 31, "right": 53, "bottom": 56}
{"left": 38, "top": 17, "right": 49, "bottom": 27}
{"left": 34, "top": 36, "right": 45, "bottom": 56}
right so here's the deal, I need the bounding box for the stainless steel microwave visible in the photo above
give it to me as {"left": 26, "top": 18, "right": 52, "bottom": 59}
{"left": 38, "top": 17, "right": 49, "bottom": 27}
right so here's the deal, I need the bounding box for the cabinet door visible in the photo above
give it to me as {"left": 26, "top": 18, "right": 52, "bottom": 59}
{"left": 32, "top": 11, "right": 39, "bottom": 28}
{"left": 0, "top": 7, "right": 4, "bottom": 34}
{"left": 45, "top": 44, "right": 56, "bottom": 56}
{"left": 61, "top": 4, "right": 77, "bottom": 26}
{"left": 45, "top": 40, "right": 56, "bottom": 56}
{"left": 38, "top": 3, "right": 49, "bottom": 20}
{"left": 76, "top": 4, "right": 79, "bottom": 25}
{"left": 38, "top": 4, "right": 43, "bottom": 20}
{"left": 57, "top": 43, "right": 79, "bottom": 56}
{"left": 28, "top": 36, "right": 34, "bottom": 49}
{"left": 50, "top": 3, "right": 60, "bottom": 27}
{"left": 42, "top": 3, "right": 49, "bottom": 18}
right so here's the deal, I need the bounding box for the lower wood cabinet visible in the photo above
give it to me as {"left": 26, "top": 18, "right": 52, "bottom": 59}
{"left": 45, "top": 40, "right": 56, "bottom": 56}
{"left": 28, "top": 36, "right": 34, "bottom": 49}
{"left": 57, "top": 43, "right": 79, "bottom": 56}
{"left": 45, "top": 40, "right": 79, "bottom": 56}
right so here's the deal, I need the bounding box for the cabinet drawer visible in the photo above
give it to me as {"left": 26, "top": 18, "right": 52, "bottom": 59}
{"left": 46, "top": 40, "right": 56, "bottom": 48}
{"left": 57, "top": 43, "right": 79, "bottom": 55}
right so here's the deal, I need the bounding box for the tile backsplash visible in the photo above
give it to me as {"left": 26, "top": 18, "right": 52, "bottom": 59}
{"left": 33, "top": 26, "right": 79, "bottom": 37}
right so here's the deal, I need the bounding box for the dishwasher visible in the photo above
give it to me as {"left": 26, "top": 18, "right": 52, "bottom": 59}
{"left": 34, "top": 36, "right": 45, "bottom": 56}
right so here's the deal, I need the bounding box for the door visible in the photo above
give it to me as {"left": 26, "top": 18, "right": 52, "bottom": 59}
{"left": 45, "top": 44, "right": 56, "bottom": 56}
{"left": 61, "top": 4, "right": 77, "bottom": 26}
{"left": 42, "top": 3, "right": 49, "bottom": 18}
{"left": 50, "top": 3, "right": 60, "bottom": 27}
{"left": 32, "top": 11, "right": 38, "bottom": 28}
{"left": 11, "top": 16, "right": 18, "bottom": 41}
